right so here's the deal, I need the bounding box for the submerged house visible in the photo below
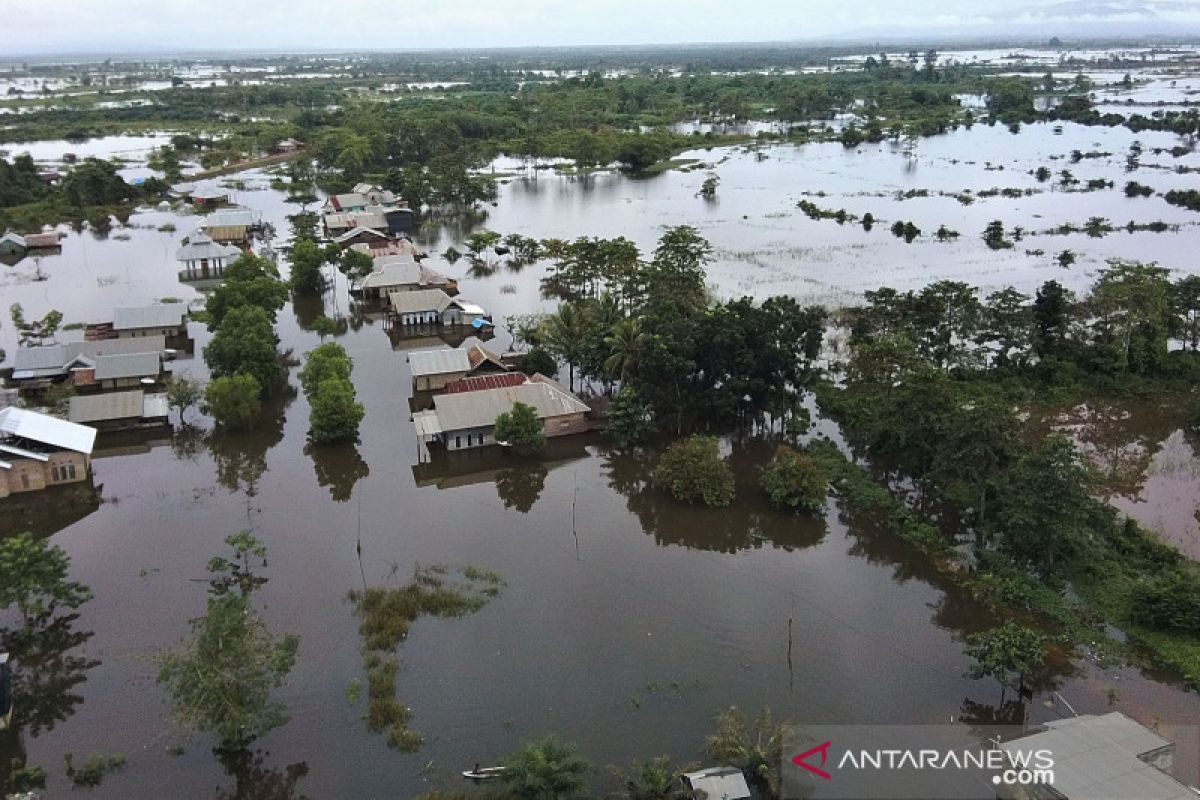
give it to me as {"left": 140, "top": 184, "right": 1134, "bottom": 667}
{"left": 176, "top": 232, "right": 242, "bottom": 281}
{"left": 996, "top": 713, "right": 1196, "bottom": 800}
{"left": 411, "top": 376, "right": 591, "bottom": 451}
{"left": 86, "top": 304, "right": 189, "bottom": 341}
{"left": 8, "top": 337, "right": 167, "bottom": 395}
{"left": 23, "top": 231, "right": 62, "bottom": 251}
{"left": 68, "top": 390, "right": 170, "bottom": 431}
{"left": 358, "top": 257, "right": 456, "bottom": 302}
{"left": 0, "top": 407, "right": 96, "bottom": 498}
{"left": 0, "top": 232, "right": 26, "bottom": 260}
{"left": 387, "top": 289, "right": 487, "bottom": 328}
{"left": 406, "top": 344, "right": 511, "bottom": 392}
{"left": 199, "top": 208, "right": 261, "bottom": 245}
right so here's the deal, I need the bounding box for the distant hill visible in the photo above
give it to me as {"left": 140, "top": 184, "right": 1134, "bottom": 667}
{"left": 833, "top": 0, "right": 1200, "bottom": 44}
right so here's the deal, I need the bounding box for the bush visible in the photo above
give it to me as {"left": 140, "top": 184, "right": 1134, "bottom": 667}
{"left": 519, "top": 347, "right": 558, "bottom": 378}
{"left": 202, "top": 374, "right": 262, "bottom": 430}
{"left": 1129, "top": 570, "right": 1200, "bottom": 634}
{"left": 605, "top": 389, "right": 654, "bottom": 447}
{"left": 494, "top": 401, "right": 546, "bottom": 455}
{"left": 654, "top": 435, "right": 735, "bottom": 508}
{"left": 299, "top": 342, "right": 352, "bottom": 397}
{"left": 760, "top": 446, "right": 827, "bottom": 511}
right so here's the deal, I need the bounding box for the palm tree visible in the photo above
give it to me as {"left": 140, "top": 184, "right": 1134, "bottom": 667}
{"left": 604, "top": 317, "right": 648, "bottom": 386}
{"left": 705, "top": 707, "right": 787, "bottom": 799}
{"left": 610, "top": 757, "right": 697, "bottom": 799}
{"left": 541, "top": 304, "right": 586, "bottom": 391}
{"left": 501, "top": 736, "right": 591, "bottom": 800}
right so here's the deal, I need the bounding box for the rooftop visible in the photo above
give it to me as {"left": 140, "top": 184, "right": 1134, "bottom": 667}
{"left": 445, "top": 372, "right": 528, "bottom": 394}
{"left": 176, "top": 232, "right": 242, "bottom": 261}
{"left": 112, "top": 304, "right": 187, "bottom": 331}
{"left": 408, "top": 348, "right": 472, "bottom": 378}
{"left": 0, "top": 406, "right": 97, "bottom": 455}
{"left": 11, "top": 336, "right": 167, "bottom": 379}
{"left": 389, "top": 288, "right": 454, "bottom": 315}
{"left": 999, "top": 713, "right": 1195, "bottom": 800}
{"left": 69, "top": 390, "right": 145, "bottom": 423}
{"left": 424, "top": 381, "right": 589, "bottom": 433}
{"left": 200, "top": 208, "right": 260, "bottom": 229}
{"left": 681, "top": 767, "right": 751, "bottom": 800}
{"left": 93, "top": 352, "right": 163, "bottom": 381}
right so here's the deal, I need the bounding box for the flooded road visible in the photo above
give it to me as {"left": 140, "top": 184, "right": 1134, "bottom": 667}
{"left": 3, "top": 115, "right": 1200, "bottom": 797}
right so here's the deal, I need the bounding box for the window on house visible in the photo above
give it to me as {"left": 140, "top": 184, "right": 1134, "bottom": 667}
{"left": 455, "top": 436, "right": 461, "bottom": 448}
{"left": 20, "top": 472, "right": 30, "bottom": 489}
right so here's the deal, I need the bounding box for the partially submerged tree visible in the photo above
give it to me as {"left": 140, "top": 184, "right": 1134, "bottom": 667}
{"left": 494, "top": 401, "right": 546, "bottom": 456}
{"left": 166, "top": 375, "right": 204, "bottom": 425}
{"left": 760, "top": 446, "right": 827, "bottom": 512}
{"left": 704, "top": 707, "right": 788, "bottom": 799}
{"left": 0, "top": 532, "right": 92, "bottom": 628}
{"left": 964, "top": 621, "right": 1045, "bottom": 702}
{"left": 203, "top": 374, "right": 263, "bottom": 430}
{"left": 500, "top": 736, "right": 591, "bottom": 800}
{"left": 654, "top": 435, "right": 735, "bottom": 508}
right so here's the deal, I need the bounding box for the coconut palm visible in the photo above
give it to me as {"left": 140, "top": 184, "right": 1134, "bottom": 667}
{"left": 704, "top": 706, "right": 788, "bottom": 799}
{"left": 609, "top": 757, "right": 697, "bottom": 799}
{"left": 541, "top": 304, "right": 586, "bottom": 391}
{"left": 604, "top": 317, "right": 648, "bottom": 386}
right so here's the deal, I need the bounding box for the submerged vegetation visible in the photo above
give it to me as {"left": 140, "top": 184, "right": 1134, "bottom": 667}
{"left": 348, "top": 565, "right": 503, "bottom": 751}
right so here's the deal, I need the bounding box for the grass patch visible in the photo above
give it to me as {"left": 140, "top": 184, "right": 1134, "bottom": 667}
{"left": 348, "top": 564, "right": 502, "bottom": 751}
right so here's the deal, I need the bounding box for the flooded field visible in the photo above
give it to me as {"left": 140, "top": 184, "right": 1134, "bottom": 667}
{"left": 3, "top": 77, "right": 1200, "bottom": 796}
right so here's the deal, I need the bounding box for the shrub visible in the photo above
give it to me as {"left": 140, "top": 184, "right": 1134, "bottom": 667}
{"left": 308, "top": 377, "right": 364, "bottom": 444}
{"left": 494, "top": 401, "right": 546, "bottom": 455}
{"left": 654, "top": 435, "right": 735, "bottom": 508}
{"left": 202, "top": 374, "right": 262, "bottom": 430}
{"left": 1129, "top": 570, "right": 1200, "bottom": 634}
{"left": 760, "top": 446, "right": 827, "bottom": 511}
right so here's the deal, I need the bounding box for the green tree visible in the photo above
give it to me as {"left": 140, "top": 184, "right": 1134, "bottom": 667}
{"left": 288, "top": 239, "right": 327, "bottom": 296}
{"left": 760, "top": 446, "right": 827, "bottom": 512}
{"left": 205, "top": 254, "right": 289, "bottom": 330}
{"left": 494, "top": 401, "right": 546, "bottom": 456}
{"left": 605, "top": 389, "right": 655, "bottom": 447}
{"left": 1032, "top": 280, "right": 1074, "bottom": 360}
{"left": 980, "top": 287, "right": 1032, "bottom": 368}
{"left": 166, "top": 375, "right": 204, "bottom": 425}
{"left": 338, "top": 248, "right": 375, "bottom": 290}
{"left": 519, "top": 347, "right": 558, "bottom": 379}
{"left": 308, "top": 377, "right": 364, "bottom": 445}
{"left": 157, "top": 590, "right": 298, "bottom": 746}
{"left": 1129, "top": 570, "right": 1200, "bottom": 634}
{"left": 1174, "top": 275, "right": 1200, "bottom": 351}
{"left": 654, "top": 435, "right": 735, "bottom": 508}
{"left": 203, "top": 374, "right": 263, "bottom": 430}
{"left": 500, "top": 736, "right": 591, "bottom": 800}
{"left": 610, "top": 757, "right": 693, "bottom": 800}
{"left": 982, "top": 220, "right": 1011, "bottom": 250}
{"left": 203, "top": 305, "right": 282, "bottom": 392}
{"left": 964, "top": 622, "right": 1045, "bottom": 701}
{"left": 0, "top": 533, "right": 92, "bottom": 627}
{"left": 298, "top": 342, "right": 353, "bottom": 397}
{"left": 540, "top": 304, "right": 587, "bottom": 391}
{"left": 1088, "top": 261, "right": 1173, "bottom": 374}
{"left": 604, "top": 317, "right": 648, "bottom": 385}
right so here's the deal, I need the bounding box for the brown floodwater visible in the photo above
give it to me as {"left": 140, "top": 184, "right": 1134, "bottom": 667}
{"left": 2, "top": 118, "right": 1200, "bottom": 797}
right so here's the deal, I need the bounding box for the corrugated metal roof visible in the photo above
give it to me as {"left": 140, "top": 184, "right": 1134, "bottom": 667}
{"left": 412, "top": 409, "right": 442, "bottom": 438}
{"left": 445, "top": 372, "right": 528, "bottom": 394}
{"left": 324, "top": 211, "right": 386, "bottom": 231}
{"left": 465, "top": 344, "right": 505, "bottom": 370}
{"left": 112, "top": 304, "right": 187, "bottom": 331}
{"left": 389, "top": 289, "right": 453, "bottom": 315}
{"left": 176, "top": 233, "right": 241, "bottom": 261}
{"left": 68, "top": 390, "right": 144, "bottom": 423}
{"left": 0, "top": 442, "right": 48, "bottom": 462}
{"left": 408, "top": 348, "right": 471, "bottom": 377}
{"left": 93, "top": 352, "right": 162, "bottom": 381}
{"left": 682, "top": 768, "right": 750, "bottom": 800}
{"left": 361, "top": 260, "right": 423, "bottom": 289}
{"left": 429, "top": 382, "right": 588, "bottom": 432}
{"left": 24, "top": 232, "right": 61, "bottom": 248}
{"left": 201, "top": 208, "right": 260, "bottom": 229}
{"left": 1, "top": 232, "right": 26, "bottom": 248}
{"left": 999, "top": 713, "right": 1194, "bottom": 800}
{"left": 333, "top": 226, "right": 388, "bottom": 243}
{"left": 0, "top": 407, "right": 96, "bottom": 454}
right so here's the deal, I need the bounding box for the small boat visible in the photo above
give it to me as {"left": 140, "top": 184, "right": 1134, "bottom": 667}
{"left": 462, "top": 765, "right": 506, "bottom": 781}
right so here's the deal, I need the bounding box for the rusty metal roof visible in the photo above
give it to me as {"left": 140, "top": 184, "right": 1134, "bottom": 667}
{"left": 445, "top": 372, "right": 528, "bottom": 394}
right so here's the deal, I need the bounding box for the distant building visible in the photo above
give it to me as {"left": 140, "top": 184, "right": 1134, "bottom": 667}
{"left": 333, "top": 226, "right": 391, "bottom": 251}
{"left": 273, "top": 138, "right": 304, "bottom": 153}
{"left": 199, "top": 208, "right": 261, "bottom": 245}
{"left": 387, "top": 289, "right": 487, "bottom": 328}
{"left": 348, "top": 238, "right": 424, "bottom": 260}
{"left": 681, "top": 767, "right": 751, "bottom": 800}
{"left": 357, "top": 257, "right": 456, "bottom": 302}
{"left": 23, "top": 231, "right": 62, "bottom": 250}
{"left": 91, "top": 304, "right": 189, "bottom": 341}
{"left": 0, "top": 407, "right": 96, "bottom": 498}
{"left": 996, "top": 712, "right": 1196, "bottom": 800}
{"left": 8, "top": 336, "right": 167, "bottom": 395}
{"left": 68, "top": 390, "right": 169, "bottom": 431}
{"left": 411, "top": 376, "right": 591, "bottom": 451}
{"left": 321, "top": 184, "right": 412, "bottom": 237}
{"left": 176, "top": 232, "right": 242, "bottom": 281}
{"left": 322, "top": 185, "right": 399, "bottom": 214}
{"left": 190, "top": 189, "right": 231, "bottom": 207}
{"left": 0, "top": 232, "right": 26, "bottom": 259}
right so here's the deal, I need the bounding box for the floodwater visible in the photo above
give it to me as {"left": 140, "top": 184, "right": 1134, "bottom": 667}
{"left": 3, "top": 105, "right": 1200, "bottom": 797}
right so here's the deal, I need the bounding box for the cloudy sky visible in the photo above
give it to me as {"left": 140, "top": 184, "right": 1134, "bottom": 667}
{"left": 3, "top": 0, "right": 1198, "bottom": 55}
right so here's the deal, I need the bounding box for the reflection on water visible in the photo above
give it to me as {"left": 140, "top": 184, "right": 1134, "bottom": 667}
{"left": 602, "top": 434, "right": 828, "bottom": 553}
{"left": 308, "top": 442, "right": 369, "bottom": 503}
{"left": 214, "top": 744, "right": 310, "bottom": 800}
{"left": 0, "top": 613, "right": 99, "bottom": 793}
{"left": 0, "top": 482, "right": 101, "bottom": 540}
{"left": 207, "top": 385, "right": 295, "bottom": 496}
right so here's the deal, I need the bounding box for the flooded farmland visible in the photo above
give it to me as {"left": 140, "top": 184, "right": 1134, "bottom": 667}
{"left": 3, "top": 79, "right": 1200, "bottom": 797}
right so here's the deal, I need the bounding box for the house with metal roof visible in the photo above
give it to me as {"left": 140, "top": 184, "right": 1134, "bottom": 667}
{"left": 997, "top": 712, "right": 1197, "bottom": 800}
{"left": 199, "top": 208, "right": 261, "bottom": 244}
{"left": 359, "top": 258, "right": 456, "bottom": 303}
{"left": 387, "top": 290, "right": 488, "bottom": 328}
{"left": 411, "top": 378, "right": 591, "bottom": 451}
{"left": 23, "top": 231, "right": 62, "bottom": 250}
{"left": 8, "top": 337, "right": 167, "bottom": 395}
{"left": 108, "top": 304, "right": 189, "bottom": 340}
{"left": 176, "top": 232, "right": 242, "bottom": 281}
{"left": 0, "top": 407, "right": 96, "bottom": 498}
{"left": 69, "top": 390, "right": 169, "bottom": 431}
{"left": 0, "top": 231, "right": 26, "bottom": 260}
{"left": 407, "top": 348, "right": 473, "bottom": 392}
{"left": 681, "top": 767, "right": 751, "bottom": 800}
